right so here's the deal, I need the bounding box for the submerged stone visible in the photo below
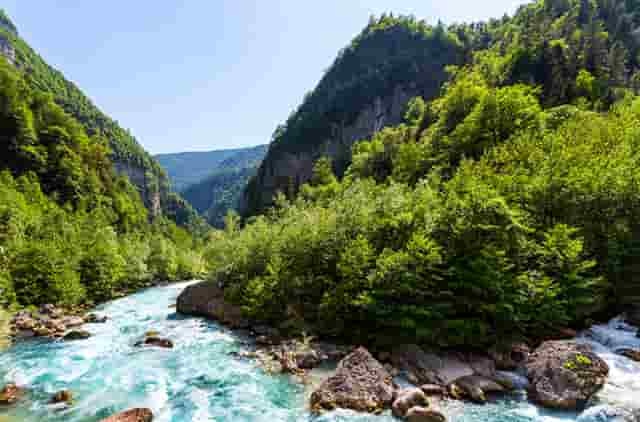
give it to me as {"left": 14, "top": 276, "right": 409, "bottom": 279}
{"left": 100, "top": 408, "right": 153, "bottom": 422}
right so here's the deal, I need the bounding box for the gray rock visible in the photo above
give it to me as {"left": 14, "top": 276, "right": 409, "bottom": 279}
{"left": 391, "top": 344, "right": 473, "bottom": 386}
{"left": 451, "top": 375, "right": 505, "bottom": 403}
{"left": 310, "top": 347, "right": 394, "bottom": 413}
{"left": 526, "top": 341, "right": 609, "bottom": 410}
{"left": 176, "top": 281, "right": 249, "bottom": 328}
{"left": 63, "top": 330, "right": 92, "bottom": 341}
{"left": 392, "top": 388, "right": 428, "bottom": 418}
{"left": 406, "top": 405, "right": 447, "bottom": 422}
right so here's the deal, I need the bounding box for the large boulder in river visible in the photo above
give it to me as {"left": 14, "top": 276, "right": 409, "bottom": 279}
{"left": 100, "top": 408, "right": 153, "bottom": 422}
{"left": 310, "top": 347, "right": 394, "bottom": 413}
{"left": 176, "top": 281, "right": 249, "bottom": 328}
{"left": 391, "top": 344, "right": 474, "bottom": 386}
{"left": 526, "top": 341, "right": 609, "bottom": 410}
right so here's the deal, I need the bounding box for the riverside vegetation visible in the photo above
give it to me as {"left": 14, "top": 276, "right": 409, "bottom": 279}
{"left": 0, "top": 22, "right": 206, "bottom": 309}
{"left": 208, "top": 0, "right": 640, "bottom": 349}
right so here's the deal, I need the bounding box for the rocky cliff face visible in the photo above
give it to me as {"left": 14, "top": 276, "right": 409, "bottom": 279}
{"left": 0, "top": 34, "right": 15, "bottom": 65}
{"left": 241, "top": 85, "right": 418, "bottom": 214}
{"left": 113, "top": 161, "right": 162, "bottom": 218}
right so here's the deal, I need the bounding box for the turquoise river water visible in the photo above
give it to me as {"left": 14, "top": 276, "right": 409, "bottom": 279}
{"left": 0, "top": 281, "right": 639, "bottom": 422}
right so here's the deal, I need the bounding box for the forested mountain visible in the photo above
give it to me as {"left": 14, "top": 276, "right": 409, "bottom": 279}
{"left": 175, "top": 145, "right": 268, "bottom": 227}
{"left": 204, "top": 0, "right": 640, "bottom": 347}
{"left": 0, "top": 13, "right": 206, "bottom": 309}
{"left": 0, "top": 12, "right": 199, "bottom": 225}
{"left": 243, "top": 0, "right": 640, "bottom": 216}
{"left": 156, "top": 145, "right": 267, "bottom": 192}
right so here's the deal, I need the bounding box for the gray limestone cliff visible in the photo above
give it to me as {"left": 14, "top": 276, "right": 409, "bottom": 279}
{"left": 240, "top": 84, "right": 419, "bottom": 215}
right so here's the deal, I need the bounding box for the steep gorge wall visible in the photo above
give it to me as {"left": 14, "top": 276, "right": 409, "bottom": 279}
{"left": 241, "top": 85, "right": 417, "bottom": 214}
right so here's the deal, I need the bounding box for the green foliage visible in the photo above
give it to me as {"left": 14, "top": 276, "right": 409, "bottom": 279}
{"left": 0, "top": 55, "right": 206, "bottom": 308}
{"left": 204, "top": 37, "right": 640, "bottom": 347}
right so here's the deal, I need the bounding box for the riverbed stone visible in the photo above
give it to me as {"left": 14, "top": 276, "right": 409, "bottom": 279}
{"left": 100, "top": 408, "right": 153, "bottom": 422}
{"left": 618, "top": 349, "right": 640, "bottom": 362}
{"left": 488, "top": 342, "right": 530, "bottom": 370}
{"left": 391, "top": 344, "right": 473, "bottom": 386}
{"left": 85, "top": 314, "right": 108, "bottom": 324}
{"left": 0, "top": 384, "right": 24, "bottom": 405}
{"left": 450, "top": 375, "right": 505, "bottom": 403}
{"left": 64, "top": 330, "right": 92, "bottom": 341}
{"left": 176, "top": 281, "right": 249, "bottom": 328}
{"left": 135, "top": 336, "right": 174, "bottom": 349}
{"left": 526, "top": 341, "right": 609, "bottom": 410}
{"left": 406, "top": 405, "right": 446, "bottom": 422}
{"left": 50, "top": 390, "right": 73, "bottom": 404}
{"left": 310, "top": 347, "right": 394, "bottom": 413}
{"left": 392, "top": 387, "right": 428, "bottom": 418}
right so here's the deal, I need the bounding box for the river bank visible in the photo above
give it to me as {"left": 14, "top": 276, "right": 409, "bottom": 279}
{"left": 1, "top": 282, "right": 639, "bottom": 422}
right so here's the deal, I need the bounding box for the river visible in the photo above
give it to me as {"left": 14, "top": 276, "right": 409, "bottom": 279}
{"left": 0, "top": 282, "right": 638, "bottom": 422}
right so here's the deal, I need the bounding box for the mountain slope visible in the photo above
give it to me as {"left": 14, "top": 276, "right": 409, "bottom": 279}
{"left": 0, "top": 12, "right": 198, "bottom": 224}
{"left": 195, "top": 0, "right": 640, "bottom": 347}
{"left": 156, "top": 145, "right": 266, "bottom": 192}
{"left": 243, "top": 1, "right": 640, "bottom": 216}
{"left": 157, "top": 145, "right": 267, "bottom": 227}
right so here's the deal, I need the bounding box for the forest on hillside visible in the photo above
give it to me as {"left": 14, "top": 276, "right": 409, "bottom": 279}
{"left": 209, "top": 0, "right": 640, "bottom": 348}
{"left": 0, "top": 16, "right": 206, "bottom": 309}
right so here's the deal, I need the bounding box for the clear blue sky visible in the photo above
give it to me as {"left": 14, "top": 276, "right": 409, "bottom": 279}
{"left": 2, "top": 1, "right": 529, "bottom": 154}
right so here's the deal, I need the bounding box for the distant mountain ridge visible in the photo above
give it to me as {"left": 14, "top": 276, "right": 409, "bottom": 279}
{"left": 157, "top": 145, "right": 267, "bottom": 227}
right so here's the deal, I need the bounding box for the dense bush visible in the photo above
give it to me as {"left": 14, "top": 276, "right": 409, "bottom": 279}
{"left": 204, "top": 61, "right": 639, "bottom": 347}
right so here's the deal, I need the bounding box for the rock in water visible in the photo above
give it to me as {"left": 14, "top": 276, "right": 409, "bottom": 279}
{"left": 135, "top": 337, "right": 174, "bottom": 349}
{"left": 618, "top": 349, "right": 640, "bottom": 362}
{"left": 0, "top": 384, "right": 24, "bottom": 405}
{"left": 310, "top": 347, "right": 394, "bottom": 413}
{"left": 176, "top": 281, "right": 249, "bottom": 328}
{"left": 63, "top": 330, "right": 92, "bottom": 341}
{"left": 100, "top": 408, "right": 153, "bottom": 422}
{"left": 392, "top": 388, "right": 428, "bottom": 418}
{"left": 50, "top": 389, "right": 73, "bottom": 404}
{"left": 450, "top": 375, "right": 505, "bottom": 403}
{"left": 526, "top": 341, "right": 609, "bottom": 410}
{"left": 406, "top": 406, "right": 447, "bottom": 422}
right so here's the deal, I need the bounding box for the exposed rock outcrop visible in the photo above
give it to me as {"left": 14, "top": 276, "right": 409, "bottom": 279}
{"left": 100, "top": 408, "right": 153, "bottom": 422}
{"left": 309, "top": 347, "right": 394, "bottom": 413}
{"left": 176, "top": 281, "right": 248, "bottom": 328}
{"left": 241, "top": 85, "right": 421, "bottom": 215}
{"left": 526, "top": 341, "right": 609, "bottom": 410}
{"left": 113, "top": 161, "right": 162, "bottom": 218}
